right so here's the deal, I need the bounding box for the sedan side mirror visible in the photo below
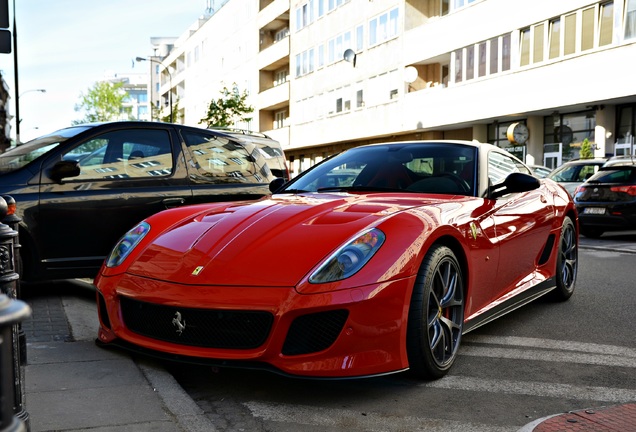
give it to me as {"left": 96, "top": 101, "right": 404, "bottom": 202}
{"left": 269, "top": 177, "right": 287, "bottom": 193}
{"left": 489, "top": 172, "right": 540, "bottom": 199}
{"left": 49, "top": 160, "right": 81, "bottom": 183}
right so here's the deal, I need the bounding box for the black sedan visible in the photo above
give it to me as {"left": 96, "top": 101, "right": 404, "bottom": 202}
{"left": 574, "top": 164, "right": 636, "bottom": 238}
{"left": 0, "top": 121, "right": 289, "bottom": 282}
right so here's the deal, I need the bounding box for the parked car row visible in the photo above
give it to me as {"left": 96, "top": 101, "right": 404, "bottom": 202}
{"left": 0, "top": 121, "right": 289, "bottom": 282}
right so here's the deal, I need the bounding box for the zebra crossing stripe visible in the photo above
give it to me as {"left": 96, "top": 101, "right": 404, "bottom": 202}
{"left": 423, "top": 376, "right": 636, "bottom": 404}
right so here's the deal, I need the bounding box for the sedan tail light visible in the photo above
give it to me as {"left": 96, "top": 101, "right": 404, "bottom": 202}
{"left": 610, "top": 185, "right": 636, "bottom": 196}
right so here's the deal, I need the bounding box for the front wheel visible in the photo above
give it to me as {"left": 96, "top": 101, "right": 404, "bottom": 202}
{"left": 549, "top": 216, "right": 577, "bottom": 301}
{"left": 406, "top": 245, "right": 464, "bottom": 380}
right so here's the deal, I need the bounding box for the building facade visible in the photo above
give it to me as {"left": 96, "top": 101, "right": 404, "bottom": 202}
{"left": 146, "top": 0, "right": 636, "bottom": 177}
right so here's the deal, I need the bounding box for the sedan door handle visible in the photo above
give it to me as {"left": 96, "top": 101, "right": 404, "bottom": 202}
{"left": 162, "top": 197, "right": 186, "bottom": 208}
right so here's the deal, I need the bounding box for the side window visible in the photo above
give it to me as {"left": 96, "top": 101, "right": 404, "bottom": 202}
{"left": 63, "top": 129, "right": 173, "bottom": 180}
{"left": 488, "top": 151, "right": 521, "bottom": 186}
{"left": 182, "top": 131, "right": 263, "bottom": 183}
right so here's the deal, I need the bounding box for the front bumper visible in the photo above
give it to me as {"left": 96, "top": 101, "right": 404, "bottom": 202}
{"left": 95, "top": 273, "right": 415, "bottom": 378}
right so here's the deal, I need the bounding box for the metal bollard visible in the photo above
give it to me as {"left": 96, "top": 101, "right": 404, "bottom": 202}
{"left": 0, "top": 294, "right": 30, "bottom": 432}
{"left": 0, "top": 196, "right": 26, "bottom": 365}
{"left": 0, "top": 197, "right": 30, "bottom": 431}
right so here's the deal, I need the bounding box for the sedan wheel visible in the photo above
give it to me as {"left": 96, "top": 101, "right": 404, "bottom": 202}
{"left": 407, "top": 245, "right": 464, "bottom": 380}
{"left": 549, "top": 216, "right": 577, "bottom": 301}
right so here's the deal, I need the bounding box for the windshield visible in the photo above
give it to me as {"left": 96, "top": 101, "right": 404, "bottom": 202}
{"left": 282, "top": 142, "right": 477, "bottom": 196}
{"left": 587, "top": 167, "right": 636, "bottom": 183}
{"left": 0, "top": 126, "right": 91, "bottom": 174}
{"left": 549, "top": 162, "right": 602, "bottom": 182}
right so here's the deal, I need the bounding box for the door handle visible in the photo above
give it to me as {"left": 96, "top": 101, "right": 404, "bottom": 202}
{"left": 162, "top": 197, "right": 186, "bottom": 208}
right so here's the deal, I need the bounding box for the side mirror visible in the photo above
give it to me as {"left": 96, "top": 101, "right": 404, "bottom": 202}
{"left": 489, "top": 172, "right": 540, "bottom": 199}
{"left": 49, "top": 160, "right": 81, "bottom": 183}
{"left": 269, "top": 177, "right": 286, "bottom": 193}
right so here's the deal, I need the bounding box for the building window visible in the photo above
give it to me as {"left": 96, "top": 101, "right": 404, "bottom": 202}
{"left": 520, "top": 28, "right": 531, "bottom": 66}
{"left": 549, "top": 19, "right": 561, "bottom": 59}
{"left": 336, "top": 98, "right": 343, "bottom": 113}
{"left": 490, "top": 37, "right": 499, "bottom": 73}
{"left": 274, "top": 110, "right": 286, "bottom": 129}
{"left": 625, "top": 0, "right": 636, "bottom": 39}
{"left": 356, "top": 25, "right": 364, "bottom": 51}
{"left": 534, "top": 23, "right": 544, "bottom": 63}
{"left": 502, "top": 34, "right": 511, "bottom": 71}
{"left": 599, "top": 2, "right": 614, "bottom": 46}
{"left": 318, "top": 44, "right": 325, "bottom": 68}
{"left": 356, "top": 89, "right": 364, "bottom": 108}
{"left": 275, "top": 28, "right": 290, "bottom": 41}
{"left": 328, "top": 39, "right": 335, "bottom": 63}
{"left": 478, "top": 42, "right": 487, "bottom": 76}
{"left": 369, "top": 7, "right": 399, "bottom": 47}
{"left": 564, "top": 13, "right": 577, "bottom": 55}
{"left": 544, "top": 111, "right": 596, "bottom": 156}
{"left": 465, "top": 45, "right": 474, "bottom": 80}
{"left": 274, "top": 69, "right": 287, "bottom": 86}
{"left": 454, "top": 50, "right": 463, "bottom": 83}
{"left": 581, "top": 7, "right": 595, "bottom": 51}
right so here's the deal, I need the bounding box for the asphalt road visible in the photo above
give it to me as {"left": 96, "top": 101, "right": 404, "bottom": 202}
{"left": 166, "top": 232, "right": 636, "bottom": 432}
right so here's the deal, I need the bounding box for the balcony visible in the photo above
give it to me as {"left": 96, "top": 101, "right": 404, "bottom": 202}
{"left": 258, "top": 81, "right": 289, "bottom": 111}
{"left": 258, "top": 37, "right": 289, "bottom": 71}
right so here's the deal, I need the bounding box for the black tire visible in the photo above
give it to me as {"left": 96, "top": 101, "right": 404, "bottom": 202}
{"left": 406, "top": 245, "right": 464, "bottom": 380}
{"left": 549, "top": 216, "right": 578, "bottom": 301}
{"left": 580, "top": 227, "right": 604, "bottom": 238}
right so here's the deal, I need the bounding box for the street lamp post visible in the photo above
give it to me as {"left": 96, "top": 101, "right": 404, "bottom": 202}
{"left": 135, "top": 56, "right": 173, "bottom": 123}
{"left": 16, "top": 89, "right": 46, "bottom": 144}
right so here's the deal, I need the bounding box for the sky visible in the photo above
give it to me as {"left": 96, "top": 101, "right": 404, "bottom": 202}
{"left": 1, "top": 0, "right": 209, "bottom": 142}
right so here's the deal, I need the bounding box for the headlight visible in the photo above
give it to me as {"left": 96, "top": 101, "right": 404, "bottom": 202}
{"left": 309, "top": 228, "right": 385, "bottom": 283}
{"left": 106, "top": 222, "right": 150, "bottom": 268}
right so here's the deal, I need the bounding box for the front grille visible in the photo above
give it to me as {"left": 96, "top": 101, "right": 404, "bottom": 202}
{"left": 282, "top": 309, "right": 349, "bottom": 356}
{"left": 120, "top": 297, "right": 274, "bottom": 349}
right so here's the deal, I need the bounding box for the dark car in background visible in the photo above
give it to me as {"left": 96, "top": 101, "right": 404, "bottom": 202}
{"left": 0, "top": 121, "right": 289, "bottom": 282}
{"left": 547, "top": 158, "right": 607, "bottom": 197}
{"left": 574, "top": 164, "right": 636, "bottom": 238}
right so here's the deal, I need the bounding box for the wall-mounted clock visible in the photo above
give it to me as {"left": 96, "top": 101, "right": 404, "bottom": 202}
{"left": 506, "top": 122, "right": 529, "bottom": 145}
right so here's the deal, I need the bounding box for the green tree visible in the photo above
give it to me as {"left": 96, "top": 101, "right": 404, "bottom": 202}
{"left": 579, "top": 138, "right": 594, "bottom": 159}
{"left": 199, "top": 83, "right": 254, "bottom": 128}
{"left": 73, "top": 81, "right": 131, "bottom": 124}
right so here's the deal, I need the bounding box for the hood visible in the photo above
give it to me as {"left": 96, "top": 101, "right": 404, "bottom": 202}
{"left": 128, "top": 193, "right": 447, "bottom": 286}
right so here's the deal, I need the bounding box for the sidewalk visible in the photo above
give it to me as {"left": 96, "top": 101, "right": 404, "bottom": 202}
{"left": 20, "top": 281, "right": 214, "bottom": 432}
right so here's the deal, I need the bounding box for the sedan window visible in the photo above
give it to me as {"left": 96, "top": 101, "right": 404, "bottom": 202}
{"left": 62, "top": 129, "right": 173, "bottom": 180}
{"left": 182, "top": 131, "right": 262, "bottom": 183}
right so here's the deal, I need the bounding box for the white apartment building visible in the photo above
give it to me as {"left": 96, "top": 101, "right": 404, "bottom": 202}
{"left": 106, "top": 72, "right": 151, "bottom": 121}
{"left": 144, "top": 0, "right": 636, "bottom": 177}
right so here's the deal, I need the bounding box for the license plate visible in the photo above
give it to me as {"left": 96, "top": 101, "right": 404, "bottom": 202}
{"left": 583, "top": 207, "right": 606, "bottom": 215}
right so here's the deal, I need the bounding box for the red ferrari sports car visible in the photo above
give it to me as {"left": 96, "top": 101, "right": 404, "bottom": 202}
{"left": 95, "top": 140, "right": 578, "bottom": 379}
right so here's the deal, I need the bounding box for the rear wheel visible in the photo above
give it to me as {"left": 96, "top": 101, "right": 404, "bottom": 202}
{"left": 549, "top": 216, "right": 577, "bottom": 301}
{"left": 406, "top": 245, "right": 464, "bottom": 380}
